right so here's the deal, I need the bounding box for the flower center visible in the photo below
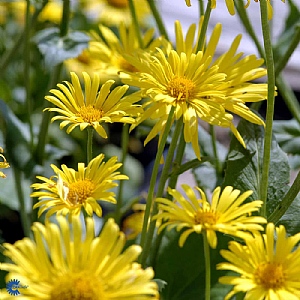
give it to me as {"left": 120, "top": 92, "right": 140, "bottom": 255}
{"left": 255, "top": 262, "right": 285, "bottom": 290}
{"left": 67, "top": 179, "right": 95, "bottom": 205}
{"left": 106, "top": 0, "right": 128, "bottom": 8}
{"left": 50, "top": 272, "right": 106, "bottom": 300}
{"left": 167, "top": 76, "right": 195, "bottom": 102}
{"left": 117, "top": 56, "right": 138, "bottom": 73}
{"left": 77, "top": 105, "right": 103, "bottom": 123}
{"left": 194, "top": 211, "right": 219, "bottom": 226}
{"left": 77, "top": 50, "right": 91, "bottom": 65}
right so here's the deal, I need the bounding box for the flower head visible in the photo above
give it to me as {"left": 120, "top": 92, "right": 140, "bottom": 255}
{"left": 124, "top": 21, "right": 267, "bottom": 159}
{"left": 1, "top": 216, "right": 159, "bottom": 299}
{"left": 31, "top": 154, "right": 127, "bottom": 218}
{"left": 218, "top": 223, "right": 300, "bottom": 299}
{"left": 153, "top": 185, "right": 267, "bottom": 248}
{"left": 87, "top": 22, "right": 170, "bottom": 79}
{"left": 0, "top": 147, "right": 10, "bottom": 178}
{"left": 80, "top": 0, "right": 150, "bottom": 26}
{"left": 45, "top": 72, "right": 142, "bottom": 138}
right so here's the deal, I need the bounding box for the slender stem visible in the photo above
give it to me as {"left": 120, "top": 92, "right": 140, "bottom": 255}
{"left": 198, "top": 0, "right": 205, "bottom": 16}
{"left": 128, "top": 0, "right": 144, "bottom": 48}
{"left": 142, "top": 118, "right": 183, "bottom": 267}
{"left": 115, "top": 124, "right": 129, "bottom": 225}
{"left": 275, "top": 25, "right": 300, "bottom": 76}
{"left": 203, "top": 232, "right": 211, "bottom": 300}
{"left": 209, "top": 125, "right": 221, "bottom": 177}
{"left": 268, "top": 170, "right": 300, "bottom": 223}
{"left": 259, "top": 0, "right": 276, "bottom": 218}
{"left": 196, "top": 0, "right": 212, "bottom": 52}
{"left": 59, "top": 0, "right": 70, "bottom": 37}
{"left": 13, "top": 167, "right": 30, "bottom": 237}
{"left": 146, "top": 0, "right": 169, "bottom": 39}
{"left": 168, "top": 127, "right": 186, "bottom": 191}
{"left": 150, "top": 124, "right": 185, "bottom": 266}
{"left": 24, "top": 0, "right": 33, "bottom": 150}
{"left": 235, "top": 0, "right": 265, "bottom": 57}
{"left": 87, "top": 127, "right": 94, "bottom": 164}
{"left": 139, "top": 107, "right": 175, "bottom": 265}
{"left": 0, "top": 0, "right": 49, "bottom": 75}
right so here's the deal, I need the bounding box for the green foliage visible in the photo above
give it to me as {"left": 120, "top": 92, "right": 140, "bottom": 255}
{"left": 33, "top": 28, "right": 90, "bottom": 68}
{"left": 223, "top": 119, "right": 290, "bottom": 216}
{"left": 153, "top": 229, "right": 232, "bottom": 300}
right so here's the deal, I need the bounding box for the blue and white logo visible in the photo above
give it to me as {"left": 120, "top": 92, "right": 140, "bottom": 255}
{"left": 6, "top": 279, "right": 28, "bottom": 296}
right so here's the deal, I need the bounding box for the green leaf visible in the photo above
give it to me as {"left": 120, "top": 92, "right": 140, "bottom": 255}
{"left": 33, "top": 28, "right": 90, "bottom": 68}
{"left": 273, "top": 119, "right": 300, "bottom": 155}
{"left": 153, "top": 229, "right": 232, "bottom": 300}
{"left": 223, "top": 119, "right": 290, "bottom": 216}
{"left": 0, "top": 100, "right": 32, "bottom": 173}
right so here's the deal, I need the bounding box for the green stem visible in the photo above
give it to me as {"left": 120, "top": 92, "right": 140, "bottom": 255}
{"left": 198, "top": 0, "right": 205, "bottom": 16}
{"left": 34, "top": 0, "right": 71, "bottom": 166}
{"left": 275, "top": 25, "right": 300, "bottom": 76}
{"left": 128, "top": 0, "right": 144, "bottom": 48}
{"left": 168, "top": 127, "right": 186, "bottom": 191}
{"left": 144, "top": 119, "right": 182, "bottom": 260}
{"left": 0, "top": 0, "right": 49, "bottom": 74}
{"left": 146, "top": 0, "right": 169, "bottom": 39}
{"left": 139, "top": 107, "right": 175, "bottom": 266}
{"left": 151, "top": 124, "right": 185, "bottom": 267}
{"left": 235, "top": 0, "right": 265, "bottom": 57}
{"left": 268, "top": 170, "right": 300, "bottom": 223}
{"left": 24, "top": 0, "right": 33, "bottom": 150}
{"left": 196, "top": 0, "right": 212, "bottom": 52}
{"left": 115, "top": 124, "right": 129, "bottom": 225}
{"left": 259, "top": 0, "right": 276, "bottom": 218}
{"left": 13, "top": 167, "right": 30, "bottom": 237}
{"left": 87, "top": 127, "right": 94, "bottom": 164}
{"left": 209, "top": 125, "right": 221, "bottom": 177}
{"left": 203, "top": 232, "right": 211, "bottom": 300}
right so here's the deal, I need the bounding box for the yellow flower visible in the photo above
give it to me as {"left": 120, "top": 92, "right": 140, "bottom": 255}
{"left": 1, "top": 216, "right": 159, "bottom": 299}
{"left": 80, "top": 0, "right": 150, "bottom": 26}
{"left": 0, "top": 147, "right": 10, "bottom": 178}
{"left": 31, "top": 154, "right": 127, "bottom": 218}
{"left": 88, "top": 22, "right": 170, "bottom": 79}
{"left": 122, "top": 203, "right": 147, "bottom": 240}
{"left": 218, "top": 223, "right": 300, "bottom": 300}
{"left": 45, "top": 72, "right": 142, "bottom": 138}
{"left": 153, "top": 185, "right": 267, "bottom": 248}
{"left": 124, "top": 21, "right": 267, "bottom": 159}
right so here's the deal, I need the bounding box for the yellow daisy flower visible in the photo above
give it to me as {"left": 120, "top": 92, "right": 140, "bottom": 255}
{"left": 1, "top": 216, "right": 159, "bottom": 299}
{"left": 31, "top": 154, "right": 127, "bottom": 218}
{"left": 153, "top": 185, "right": 267, "bottom": 248}
{"left": 0, "top": 147, "right": 10, "bottom": 178}
{"left": 88, "top": 22, "right": 170, "bottom": 79}
{"left": 124, "top": 21, "right": 267, "bottom": 159}
{"left": 218, "top": 223, "right": 300, "bottom": 300}
{"left": 45, "top": 72, "right": 142, "bottom": 138}
{"left": 80, "top": 0, "right": 150, "bottom": 26}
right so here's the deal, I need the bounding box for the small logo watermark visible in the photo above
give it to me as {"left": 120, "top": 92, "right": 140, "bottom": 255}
{"left": 6, "top": 279, "right": 28, "bottom": 296}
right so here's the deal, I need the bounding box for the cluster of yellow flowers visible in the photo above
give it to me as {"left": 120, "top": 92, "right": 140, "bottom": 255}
{"left": 0, "top": 0, "right": 298, "bottom": 300}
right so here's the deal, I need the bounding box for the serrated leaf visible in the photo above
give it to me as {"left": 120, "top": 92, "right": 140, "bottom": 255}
{"left": 223, "top": 119, "right": 290, "bottom": 216}
{"left": 33, "top": 28, "right": 90, "bottom": 68}
{"left": 273, "top": 119, "right": 300, "bottom": 154}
